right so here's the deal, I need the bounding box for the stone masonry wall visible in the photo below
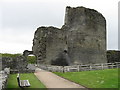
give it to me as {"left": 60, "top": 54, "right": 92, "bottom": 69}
{"left": 32, "top": 6, "right": 107, "bottom": 65}
{"left": 2, "top": 56, "right": 28, "bottom": 70}
{"left": 63, "top": 7, "right": 106, "bottom": 64}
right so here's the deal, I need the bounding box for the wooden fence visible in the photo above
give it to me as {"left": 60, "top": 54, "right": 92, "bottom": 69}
{"left": 38, "top": 62, "right": 120, "bottom": 72}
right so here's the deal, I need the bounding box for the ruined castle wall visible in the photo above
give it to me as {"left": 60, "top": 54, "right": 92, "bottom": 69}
{"left": 32, "top": 27, "right": 47, "bottom": 63}
{"left": 32, "top": 27, "right": 66, "bottom": 65}
{"left": 32, "top": 6, "right": 107, "bottom": 65}
{"left": 45, "top": 27, "right": 66, "bottom": 65}
{"left": 63, "top": 7, "right": 106, "bottom": 64}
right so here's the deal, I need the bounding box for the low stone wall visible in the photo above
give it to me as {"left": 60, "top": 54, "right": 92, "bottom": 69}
{"left": 0, "top": 68, "right": 10, "bottom": 90}
{"left": 38, "top": 62, "right": 120, "bottom": 72}
{"left": 38, "top": 65, "right": 64, "bottom": 72}
{"left": 10, "top": 64, "right": 36, "bottom": 74}
{"left": 10, "top": 69, "right": 35, "bottom": 74}
{"left": 2, "top": 56, "right": 28, "bottom": 71}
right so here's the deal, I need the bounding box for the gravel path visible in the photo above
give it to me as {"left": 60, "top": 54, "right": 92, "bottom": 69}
{"left": 34, "top": 68, "right": 87, "bottom": 89}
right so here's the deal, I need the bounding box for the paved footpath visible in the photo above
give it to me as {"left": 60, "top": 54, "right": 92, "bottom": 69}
{"left": 34, "top": 68, "right": 88, "bottom": 89}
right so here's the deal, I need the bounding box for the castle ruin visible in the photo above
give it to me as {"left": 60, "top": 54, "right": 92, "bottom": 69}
{"left": 32, "top": 6, "right": 107, "bottom": 66}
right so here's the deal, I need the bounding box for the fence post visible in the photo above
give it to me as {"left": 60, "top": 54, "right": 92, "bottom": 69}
{"left": 101, "top": 64, "right": 104, "bottom": 70}
{"left": 112, "top": 63, "right": 114, "bottom": 69}
{"left": 116, "top": 62, "right": 119, "bottom": 68}
{"left": 90, "top": 65, "right": 92, "bottom": 71}
{"left": 77, "top": 65, "right": 80, "bottom": 72}
{"left": 62, "top": 66, "right": 64, "bottom": 73}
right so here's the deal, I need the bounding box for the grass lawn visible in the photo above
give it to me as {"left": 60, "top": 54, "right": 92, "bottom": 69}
{"left": 54, "top": 69, "right": 119, "bottom": 88}
{"left": 7, "top": 73, "right": 46, "bottom": 89}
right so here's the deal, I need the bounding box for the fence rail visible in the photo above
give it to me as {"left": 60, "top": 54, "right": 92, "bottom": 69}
{"left": 37, "top": 62, "right": 120, "bottom": 72}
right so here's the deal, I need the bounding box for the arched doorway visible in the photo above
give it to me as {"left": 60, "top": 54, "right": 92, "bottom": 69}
{"left": 27, "top": 54, "right": 36, "bottom": 64}
{"left": 23, "top": 50, "right": 37, "bottom": 64}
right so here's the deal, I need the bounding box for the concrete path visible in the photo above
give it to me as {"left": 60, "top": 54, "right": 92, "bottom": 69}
{"left": 34, "top": 68, "right": 87, "bottom": 88}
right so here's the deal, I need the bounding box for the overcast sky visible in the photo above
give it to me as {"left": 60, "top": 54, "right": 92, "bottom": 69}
{"left": 0, "top": 0, "right": 119, "bottom": 54}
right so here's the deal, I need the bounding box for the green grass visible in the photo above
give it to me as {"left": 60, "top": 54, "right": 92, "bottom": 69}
{"left": 7, "top": 73, "right": 46, "bottom": 88}
{"left": 54, "top": 69, "right": 119, "bottom": 88}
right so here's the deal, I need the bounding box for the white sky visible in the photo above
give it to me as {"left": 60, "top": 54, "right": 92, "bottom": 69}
{"left": 0, "top": 0, "right": 119, "bottom": 54}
